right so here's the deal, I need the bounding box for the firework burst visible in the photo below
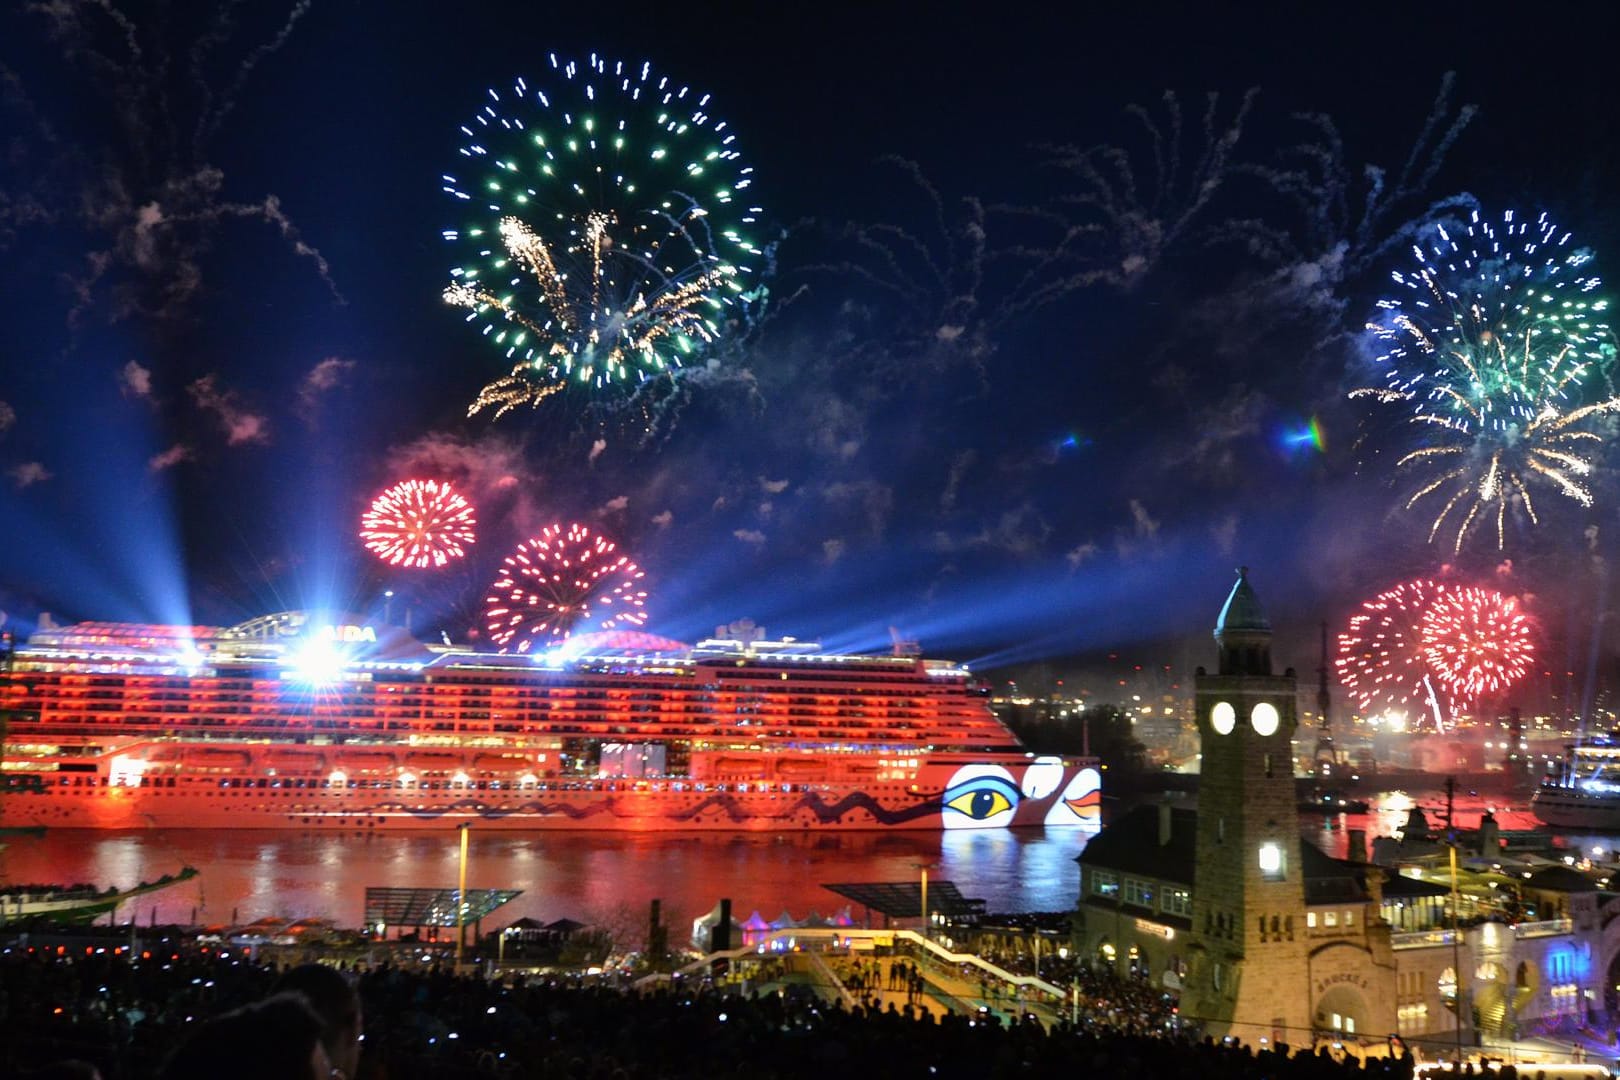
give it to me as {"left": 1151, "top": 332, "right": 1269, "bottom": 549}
{"left": 1420, "top": 585, "right": 1535, "bottom": 700}
{"left": 442, "top": 55, "right": 767, "bottom": 418}
{"left": 1336, "top": 578, "right": 1453, "bottom": 731}
{"left": 485, "top": 523, "right": 648, "bottom": 651}
{"left": 1353, "top": 209, "right": 1620, "bottom": 553}
{"left": 1337, "top": 577, "right": 1535, "bottom": 732}
{"left": 360, "top": 480, "right": 478, "bottom": 569}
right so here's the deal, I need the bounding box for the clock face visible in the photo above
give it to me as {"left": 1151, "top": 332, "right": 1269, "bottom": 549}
{"left": 1211, "top": 701, "right": 1236, "bottom": 735}
{"left": 1251, "top": 701, "right": 1280, "bottom": 737}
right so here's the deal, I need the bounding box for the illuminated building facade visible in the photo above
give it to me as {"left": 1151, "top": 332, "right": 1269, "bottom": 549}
{"left": 1074, "top": 570, "right": 1599, "bottom": 1051}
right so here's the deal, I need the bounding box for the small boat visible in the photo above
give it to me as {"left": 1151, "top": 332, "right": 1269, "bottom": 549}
{"left": 1297, "top": 787, "right": 1370, "bottom": 815}
{"left": 0, "top": 866, "right": 199, "bottom": 925}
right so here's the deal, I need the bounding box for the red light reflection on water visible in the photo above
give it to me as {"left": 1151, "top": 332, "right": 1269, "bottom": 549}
{"left": 1308, "top": 784, "right": 1555, "bottom": 860}
{"left": 0, "top": 828, "right": 1097, "bottom": 933}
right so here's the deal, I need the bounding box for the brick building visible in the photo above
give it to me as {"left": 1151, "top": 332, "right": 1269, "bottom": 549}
{"left": 1072, "top": 569, "right": 1609, "bottom": 1051}
{"left": 1075, "top": 569, "right": 1403, "bottom": 1048}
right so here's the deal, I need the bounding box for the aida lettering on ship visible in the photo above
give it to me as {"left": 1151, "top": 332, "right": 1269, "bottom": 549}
{"left": 0, "top": 613, "right": 1101, "bottom": 832}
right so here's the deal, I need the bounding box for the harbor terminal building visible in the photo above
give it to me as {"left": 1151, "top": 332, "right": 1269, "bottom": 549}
{"left": 1073, "top": 569, "right": 1602, "bottom": 1051}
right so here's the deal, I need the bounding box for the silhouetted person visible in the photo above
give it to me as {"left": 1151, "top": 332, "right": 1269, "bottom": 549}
{"left": 275, "top": 964, "right": 363, "bottom": 1080}
{"left": 159, "top": 992, "right": 330, "bottom": 1080}
{"left": 25, "top": 1063, "right": 103, "bottom": 1080}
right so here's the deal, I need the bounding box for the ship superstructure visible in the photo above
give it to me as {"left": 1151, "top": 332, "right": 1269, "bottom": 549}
{"left": 0, "top": 613, "right": 1100, "bottom": 832}
{"left": 1530, "top": 733, "right": 1620, "bottom": 830}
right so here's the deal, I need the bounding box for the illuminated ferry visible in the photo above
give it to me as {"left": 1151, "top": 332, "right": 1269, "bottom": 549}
{"left": 0, "top": 613, "right": 1101, "bottom": 833}
{"left": 1530, "top": 734, "right": 1620, "bottom": 831}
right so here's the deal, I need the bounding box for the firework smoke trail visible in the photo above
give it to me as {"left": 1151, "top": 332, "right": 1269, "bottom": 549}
{"left": 1352, "top": 208, "right": 1620, "bottom": 553}
{"left": 442, "top": 55, "right": 769, "bottom": 420}
{"left": 3, "top": 0, "right": 339, "bottom": 325}
{"left": 1027, "top": 88, "right": 1258, "bottom": 298}
{"left": 1229, "top": 73, "right": 1477, "bottom": 282}
{"left": 0, "top": 62, "right": 63, "bottom": 245}
{"left": 195, "top": 0, "right": 312, "bottom": 144}
{"left": 788, "top": 155, "right": 1115, "bottom": 398}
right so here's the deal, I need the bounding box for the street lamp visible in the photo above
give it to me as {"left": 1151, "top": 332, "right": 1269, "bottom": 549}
{"left": 921, "top": 866, "right": 928, "bottom": 939}
{"left": 456, "top": 822, "right": 471, "bottom": 969}
{"left": 914, "top": 862, "right": 935, "bottom": 941}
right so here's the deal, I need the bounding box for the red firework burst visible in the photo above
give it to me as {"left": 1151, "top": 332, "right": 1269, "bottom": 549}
{"left": 484, "top": 523, "right": 648, "bottom": 652}
{"left": 1335, "top": 579, "right": 1453, "bottom": 731}
{"left": 360, "top": 479, "right": 477, "bottom": 569}
{"left": 1420, "top": 586, "right": 1535, "bottom": 700}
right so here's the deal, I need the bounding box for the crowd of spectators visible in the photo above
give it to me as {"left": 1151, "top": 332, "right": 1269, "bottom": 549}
{"left": 2, "top": 930, "right": 1429, "bottom": 1080}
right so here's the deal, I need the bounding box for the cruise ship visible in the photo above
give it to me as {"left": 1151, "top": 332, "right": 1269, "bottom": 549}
{"left": 1530, "top": 734, "right": 1620, "bottom": 831}
{"left": 0, "top": 613, "right": 1101, "bottom": 833}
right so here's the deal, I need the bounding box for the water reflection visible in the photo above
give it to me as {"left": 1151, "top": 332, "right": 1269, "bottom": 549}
{"left": 1308, "top": 785, "right": 1558, "bottom": 859}
{"left": 0, "top": 826, "right": 1099, "bottom": 933}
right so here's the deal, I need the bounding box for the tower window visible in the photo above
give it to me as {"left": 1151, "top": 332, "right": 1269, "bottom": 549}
{"left": 1258, "top": 841, "right": 1285, "bottom": 880}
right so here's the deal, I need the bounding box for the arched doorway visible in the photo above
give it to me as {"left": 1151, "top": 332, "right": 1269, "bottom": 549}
{"left": 1315, "top": 985, "right": 1371, "bottom": 1037}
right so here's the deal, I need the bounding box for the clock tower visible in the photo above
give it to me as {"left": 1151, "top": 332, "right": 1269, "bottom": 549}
{"left": 1181, "top": 568, "right": 1310, "bottom": 1045}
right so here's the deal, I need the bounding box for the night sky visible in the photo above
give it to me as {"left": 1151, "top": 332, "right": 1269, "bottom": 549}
{"left": 4, "top": 3, "right": 1620, "bottom": 687}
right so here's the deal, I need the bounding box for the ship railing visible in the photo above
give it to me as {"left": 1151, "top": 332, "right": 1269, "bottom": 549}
{"left": 1390, "top": 929, "right": 1457, "bottom": 949}
{"left": 1514, "top": 918, "right": 1573, "bottom": 938}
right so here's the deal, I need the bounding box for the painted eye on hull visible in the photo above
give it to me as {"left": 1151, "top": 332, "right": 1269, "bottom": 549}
{"left": 1046, "top": 766, "right": 1102, "bottom": 829}
{"left": 946, "top": 786, "right": 1014, "bottom": 820}
{"left": 1021, "top": 756, "right": 1064, "bottom": 799}
{"left": 941, "top": 765, "right": 1020, "bottom": 829}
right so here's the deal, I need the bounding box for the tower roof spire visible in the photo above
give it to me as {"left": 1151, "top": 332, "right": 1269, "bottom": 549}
{"left": 1215, "top": 567, "right": 1271, "bottom": 636}
{"left": 1213, "top": 567, "right": 1272, "bottom": 677}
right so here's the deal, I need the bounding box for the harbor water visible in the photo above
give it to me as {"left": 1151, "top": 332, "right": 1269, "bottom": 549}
{"left": 0, "top": 824, "right": 1097, "bottom": 934}
{"left": 0, "top": 784, "right": 1576, "bottom": 935}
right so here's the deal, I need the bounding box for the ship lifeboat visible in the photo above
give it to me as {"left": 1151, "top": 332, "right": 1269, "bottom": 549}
{"left": 713, "top": 757, "right": 768, "bottom": 778}
{"left": 334, "top": 749, "right": 399, "bottom": 772}
{"left": 265, "top": 749, "right": 324, "bottom": 773}
{"left": 776, "top": 759, "right": 827, "bottom": 777}
{"left": 179, "top": 748, "right": 252, "bottom": 770}
{"left": 404, "top": 751, "right": 465, "bottom": 771}
{"left": 473, "top": 755, "right": 531, "bottom": 773}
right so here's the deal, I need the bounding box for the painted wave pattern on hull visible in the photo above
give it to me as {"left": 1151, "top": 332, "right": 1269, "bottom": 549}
{"left": 4, "top": 761, "right": 1102, "bottom": 832}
